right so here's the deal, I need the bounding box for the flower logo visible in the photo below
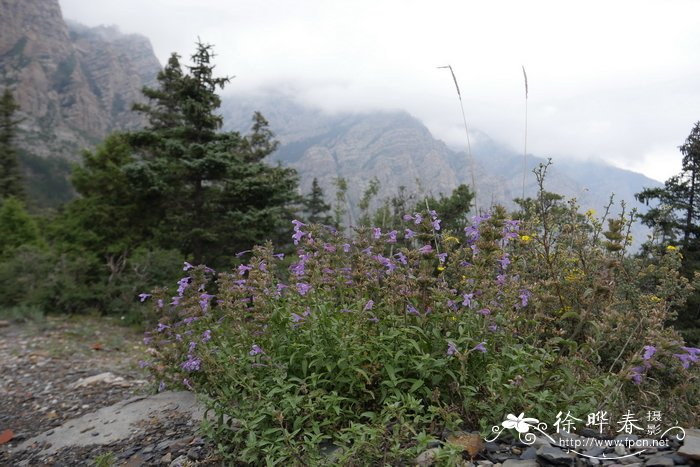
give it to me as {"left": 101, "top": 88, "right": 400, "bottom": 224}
{"left": 502, "top": 413, "right": 539, "bottom": 433}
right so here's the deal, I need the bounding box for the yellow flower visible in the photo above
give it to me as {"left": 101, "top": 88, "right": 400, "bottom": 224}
{"left": 520, "top": 235, "right": 532, "bottom": 244}
{"left": 437, "top": 266, "right": 446, "bottom": 272}
{"left": 650, "top": 295, "right": 662, "bottom": 303}
{"left": 585, "top": 209, "right": 596, "bottom": 217}
{"left": 443, "top": 236, "right": 460, "bottom": 244}
{"left": 666, "top": 245, "right": 678, "bottom": 252}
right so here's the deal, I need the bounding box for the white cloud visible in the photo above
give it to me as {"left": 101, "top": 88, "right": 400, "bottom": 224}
{"left": 58, "top": 0, "right": 700, "bottom": 182}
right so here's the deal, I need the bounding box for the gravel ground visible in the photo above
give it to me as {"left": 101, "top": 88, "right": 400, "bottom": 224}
{"left": 0, "top": 316, "right": 222, "bottom": 466}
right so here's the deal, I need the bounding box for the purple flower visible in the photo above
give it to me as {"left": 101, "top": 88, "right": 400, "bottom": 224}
{"left": 236, "top": 250, "right": 252, "bottom": 257}
{"left": 138, "top": 293, "right": 151, "bottom": 302}
{"left": 273, "top": 253, "right": 285, "bottom": 260}
{"left": 323, "top": 243, "right": 336, "bottom": 252}
{"left": 259, "top": 261, "right": 268, "bottom": 272}
{"left": 343, "top": 243, "right": 351, "bottom": 253}
{"left": 447, "top": 299, "right": 458, "bottom": 311}
{"left": 296, "top": 282, "right": 311, "bottom": 296}
{"left": 183, "top": 261, "right": 194, "bottom": 271}
{"left": 364, "top": 300, "right": 374, "bottom": 311}
{"left": 181, "top": 355, "right": 201, "bottom": 372}
{"left": 157, "top": 299, "right": 164, "bottom": 309}
{"left": 361, "top": 246, "right": 373, "bottom": 256}
{"left": 175, "top": 334, "right": 182, "bottom": 341}
{"left": 291, "top": 312, "right": 304, "bottom": 323}
{"left": 183, "top": 378, "right": 193, "bottom": 390}
{"left": 143, "top": 333, "right": 152, "bottom": 345}
{"left": 630, "top": 366, "right": 644, "bottom": 385}
{"left": 437, "top": 252, "right": 447, "bottom": 263}
{"left": 156, "top": 322, "right": 170, "bottom": 332}
{"left": 462, "top": 293, "right": 474, "bottom": 308}
{"left": 292, "top": 219, "right": 306, "bottom": 230}
{"left": 472, "top": 342, "right": 487, "bottom": 353}
{"left": 339, "top": 308, "right": 352, "bottom": 313}
{"left": 403, "top": 214, "right": 414, "bottom": 221}
{"left": 177, "top": 277, "right": 190, "bottom": 296}
{"left": 405, "top": 228, "right": 416, "bottom": 239}
{"left": 199, "top": 293, "right": 214, "bottom": 312}
{"left": 674, "top": 353, "right": 693, "bottom": 369}
{"left": 496, "top": 274, "right": 506, "bottom": 286}
{"left": 418, "top": 244, "right": 433, "bottom": 254}
{"left": 158, "top": 381, "right": 165, "bottom": 392}
{"left": 431, "top": 219, "right": 441, "bottom": 231}
{"left": 395, "top": 252, "right": 408, "bottom": 265}
{"left": 477, "top": 308, "right": 491, "bottom": 316}
{"left": 138, "top": 360, "right": 149, "bottom": 368}
{"left": 407, "top": 304, "right": 420, "bottom": 315}
{"left": 497, "top": 254, "right": 511, "bottom": 270}
{"left": 488, "top": 324, "right": 498, "bottom": 332}
{"left": 202, "top": 329, "right": 212, "bottom": 343}
{"left": 292, "top": 229, "right": 305, "bottom": 245}
{"left": 643, "top": 345, "right": 656, "bottom": 361}
{"left": 681, "top": 346, "right": 700, "bottom": 359}
{"left": 249, "top": 344, "right": 264, "bottom": 356}
{"left": 368, "top": 316, "right": 379, "bottom": 323}
{"left": 414, "top": 213, "right": 423, "bottom": 224}
{"left": 447, "top": 340, "right": 458, "bottom": 356}
{"left": 188, "top": 341, "right": 197, "bottom": 353}
{"left": 387, "top": 230, "right": 398, "bottom": 243}
{"left": 519, "top": 290, "right": 530, "bottom": 308}
{"left": 373, "top": 227, "right": 382, "bottom": 239}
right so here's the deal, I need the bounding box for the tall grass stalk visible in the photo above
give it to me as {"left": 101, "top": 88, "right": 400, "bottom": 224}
{"left": 438, "top": 65, "right": 478, "bottom": 213}
{"left": 522, "top": 65, "right": 529, "bottom": 200}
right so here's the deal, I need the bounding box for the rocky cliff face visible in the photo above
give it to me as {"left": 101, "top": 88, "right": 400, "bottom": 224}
{"left": 0, "top": 0, "right": 161, "bottom": 159}
{"left": 222, "top": 93, "right": 660, "bottom": 240}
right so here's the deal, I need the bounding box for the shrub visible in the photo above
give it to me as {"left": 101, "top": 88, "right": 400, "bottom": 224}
{"left": 141, "top": 172, "right": 699, "bottom": 464}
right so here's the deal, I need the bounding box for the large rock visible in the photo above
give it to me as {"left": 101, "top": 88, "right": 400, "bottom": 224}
{"left": 11, "top": 391, "right": 205, "bottom": 456}
{"left": 678, "top": 428, "right": 700, "bottom": 461}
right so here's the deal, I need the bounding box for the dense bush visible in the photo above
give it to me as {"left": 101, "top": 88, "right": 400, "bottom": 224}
{"left": 142, "top": 168, "right": 699, "bottom": 464}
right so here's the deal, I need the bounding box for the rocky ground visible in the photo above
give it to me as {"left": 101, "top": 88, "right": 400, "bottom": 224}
{"left": 0, "top": 316, "right": 222, "bottom": 466}
{"left": 0, "top": 316, "right": 698, "bottom": 466}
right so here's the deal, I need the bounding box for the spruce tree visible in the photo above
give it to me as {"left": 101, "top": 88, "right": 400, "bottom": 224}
{"left": 303, "top": 178, "right": 332, "bottom": 225}
{"left": 127, "top": 41, "right": 298, "bottom": 265}
{"left": 0, "top": 88, "right": 24, "bottom": 200}
{"left": 636, "top": 121, "right": 700, "bottom": 343}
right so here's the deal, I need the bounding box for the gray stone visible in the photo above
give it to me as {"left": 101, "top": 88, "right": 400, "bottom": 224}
{"left": 643, "top": 455, "right": 675, "bottom": 467}
{"left": 677, "top": 428, "right": 700, "bottom": 461}
{"left": 169, "top": 455, "right": 189, "bottom": 467}
{"left": 11, "top": 391, "right": 207, "bottom": 457}
{"left": 415, "top": 448, "right": 440, "bottom": 466}
{"left": 502, "top": 460, "right": 538, "bottom": 467}
{"left": 537, "top": 445, "right": 576, "bottom": 465}
{"left": 519, "top": 446, "right": 537, "bottom": 460}
{"left": 614, "top": 445, "right": 627, "bottom": 456}
{"left": 583, "top": 446, "right": 605, "bottom": 458}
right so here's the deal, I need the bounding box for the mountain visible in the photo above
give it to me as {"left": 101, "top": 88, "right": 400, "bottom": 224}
{"left": 222, "top": 93, "right": 661, "bottom": 233}
{"left": 0, "top": 0, "right": 161, "bottom": 158}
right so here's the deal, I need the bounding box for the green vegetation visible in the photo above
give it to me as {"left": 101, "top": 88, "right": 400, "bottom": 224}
{"left": 637, "top": 121, "right": 700, "bottom": 344}
{"left": 0, "top": 88, "right": 24, "bottom": 199}
{"left": 142, "top": 164, "right": 698, "bottom": 464}
{"left": 1, "top": 36, "right": 700, "bottom": 464}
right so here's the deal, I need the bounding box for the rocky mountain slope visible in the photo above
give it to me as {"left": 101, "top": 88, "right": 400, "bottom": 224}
{"left": 0, "top": 0, "right": 161, "bottom": 161}
{"left": 222, "top": 93, "right": 661, "bottom": 230}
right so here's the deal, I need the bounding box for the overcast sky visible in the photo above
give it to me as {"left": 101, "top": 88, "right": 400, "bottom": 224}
{"left": 59, "top": 0, "right": 700, "bottom": 182}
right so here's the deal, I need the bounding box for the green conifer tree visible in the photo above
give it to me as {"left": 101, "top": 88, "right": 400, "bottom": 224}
{"left": 636, "top": 121, "right": 700, "bottom": 343}
{"left": 303, "top": 178, "right": 333, "bottom": 225}
{"left": 0, "top": 88, "right": 24, "bottom": 200}
{"left": 127, "top": 41, "right": 298, "bottom": 265}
